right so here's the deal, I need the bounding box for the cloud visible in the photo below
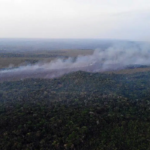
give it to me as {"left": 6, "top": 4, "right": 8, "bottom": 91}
{"left": 0, "top": 0, "right": 150, "bottom": 40}
{"left": 108, "top": 10, "right": 150, "bottom": 40}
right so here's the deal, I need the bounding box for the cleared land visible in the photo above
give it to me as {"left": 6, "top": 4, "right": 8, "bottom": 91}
{"left": 0, "top": 49, "right": 93, "bottom": 69}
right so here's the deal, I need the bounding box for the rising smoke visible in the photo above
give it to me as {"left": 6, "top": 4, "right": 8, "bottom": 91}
{"left": 0, "top": 42, "right": 150, "bottom": 81}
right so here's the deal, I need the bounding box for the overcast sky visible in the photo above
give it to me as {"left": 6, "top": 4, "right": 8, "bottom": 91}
{"left": 0, "top": 0, "right": 150, "bottom": 41}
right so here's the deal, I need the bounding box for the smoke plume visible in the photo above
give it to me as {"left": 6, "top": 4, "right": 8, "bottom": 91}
{"left": 0, "top": 42, "right": 150, "bottom": 81}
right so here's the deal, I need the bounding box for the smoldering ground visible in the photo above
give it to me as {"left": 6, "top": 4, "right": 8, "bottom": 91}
{"left": 0, "top": 42, "right": 150, "bottom": 82}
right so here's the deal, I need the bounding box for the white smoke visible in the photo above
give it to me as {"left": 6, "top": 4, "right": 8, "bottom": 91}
{"left": 0, "top": 42, "right": 150, "bottom": 81}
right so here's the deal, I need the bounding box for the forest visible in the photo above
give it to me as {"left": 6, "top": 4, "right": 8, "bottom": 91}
{"left": 0, "top": 70, "right": 150, "bottom": 149}
{"left": 1, "top": 0, "right": 150, "bottom": 148}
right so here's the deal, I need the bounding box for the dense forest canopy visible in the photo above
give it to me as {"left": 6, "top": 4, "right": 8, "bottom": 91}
{"left": 1, "top": 71, "right": 150, "bottom": 149}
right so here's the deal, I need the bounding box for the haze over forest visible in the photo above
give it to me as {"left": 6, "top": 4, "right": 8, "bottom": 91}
{"left": 0, "top": 39, "right": 150, "bottom": 81}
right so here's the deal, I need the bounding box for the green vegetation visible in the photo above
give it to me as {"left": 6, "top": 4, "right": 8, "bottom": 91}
{"left": 0, "top": 71, "right": 150, "bottom": 149}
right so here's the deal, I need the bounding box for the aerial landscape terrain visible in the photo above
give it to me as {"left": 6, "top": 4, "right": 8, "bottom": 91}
{"left": 1, "top": 0, "right": 150, "bottom": 149}
{"left": 1, "top": 39, "right": 150, "bottom": 149}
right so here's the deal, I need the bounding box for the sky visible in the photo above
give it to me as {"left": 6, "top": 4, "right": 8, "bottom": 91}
{"left": 0, "top": 0, "right": 150, "bottom": 41}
